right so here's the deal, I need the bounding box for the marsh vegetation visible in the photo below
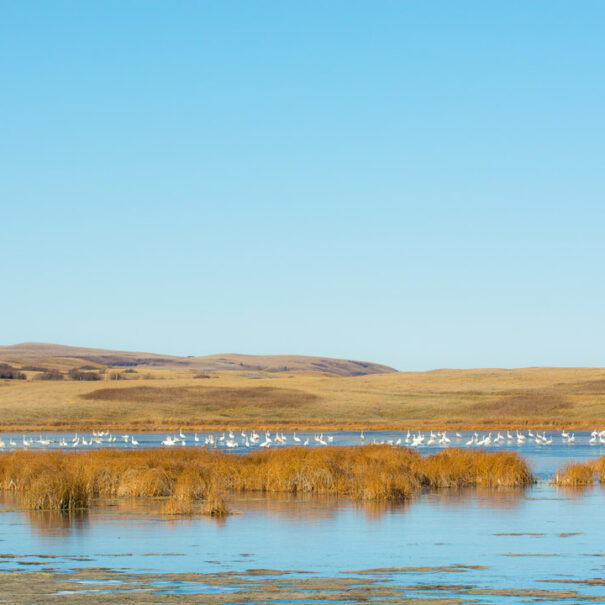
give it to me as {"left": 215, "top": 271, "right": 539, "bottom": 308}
{"left": 0, "top": 446, "right": 533, "bottom": 513}
{"left": 553, "top": 456, "right": 605, "bottom": 486}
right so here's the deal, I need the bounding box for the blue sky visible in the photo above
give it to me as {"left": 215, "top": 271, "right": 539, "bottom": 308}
{"left": 1, "top": 1, "right": 604, "bottom": 370}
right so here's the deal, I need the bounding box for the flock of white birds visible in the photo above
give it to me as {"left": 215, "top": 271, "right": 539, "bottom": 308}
{"left": 0, "top": 429, "right": 604, "bottom": 451}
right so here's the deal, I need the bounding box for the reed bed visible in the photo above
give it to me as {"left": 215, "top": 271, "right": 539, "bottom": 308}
{"left": 0, "top": 446, "right": 534, "bottom": 513}
{"left": 553, "top": 456, "right": 605, "bottom": 487}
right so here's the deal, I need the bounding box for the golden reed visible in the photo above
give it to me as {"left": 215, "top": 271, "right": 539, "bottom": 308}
{"left": 553, "top": 456, "right": 605, "bottom": 487}
{"left": 0, "top": 446, "right": 534, "bottom": 513}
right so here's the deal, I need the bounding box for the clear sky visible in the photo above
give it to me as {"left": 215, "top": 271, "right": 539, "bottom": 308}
{"left": 2, "top": 1, "right": 604, "bottom": 370}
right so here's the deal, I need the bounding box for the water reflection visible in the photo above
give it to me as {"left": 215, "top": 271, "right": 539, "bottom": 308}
{"left": 425, "top": 487, "right": 528, "bottom": 511}
{"left": 351, "top": 499, "right": 410, "bottom": 520}
{"left": 220, "top": 494, "right": 345, "bottom": 524}
{"left": 1, "top": 484, "right": 605, "bottom": 605}
{"left": 553, "top": 484, "right": 599, "bottom": 500}
{"left": 25, "top": 508, "right": 90, "bottom": 537}
{"left": 2, "top": 485, "right": 529, "bottom": 537}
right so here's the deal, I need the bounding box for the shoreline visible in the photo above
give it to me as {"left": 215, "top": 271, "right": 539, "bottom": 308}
{"left": 0, "top": 421, "right": 602, "bottom": 432}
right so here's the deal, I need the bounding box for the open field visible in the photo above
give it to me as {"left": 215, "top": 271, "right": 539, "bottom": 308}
{"left": 1, "top": 366, "right": 605, "bottom": 430}
{"left": 2, "top": 344, "right": 605, "bottom": 430}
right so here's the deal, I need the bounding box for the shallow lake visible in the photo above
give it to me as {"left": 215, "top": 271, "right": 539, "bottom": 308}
{"left": 1, "top": 433, "right": 605, "bottom": 603}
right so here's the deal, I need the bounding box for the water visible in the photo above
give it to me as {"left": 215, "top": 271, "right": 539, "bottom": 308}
{"left": 2, "top": 432, "right": 605, "bottom": 603}
{"left": 1, "top": 487, "right": 605, "bottom": 602}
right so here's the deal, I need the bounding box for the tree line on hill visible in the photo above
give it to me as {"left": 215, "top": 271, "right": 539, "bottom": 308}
{"left": 0, "top": 363, "right": 138, "bottom": 381}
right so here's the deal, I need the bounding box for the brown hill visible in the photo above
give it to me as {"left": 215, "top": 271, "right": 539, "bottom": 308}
{"left": 189, "top": 353, "right": 396, "bottom": 375}
{"left": 0, "top": 343, "right": 397, "bottom": 377}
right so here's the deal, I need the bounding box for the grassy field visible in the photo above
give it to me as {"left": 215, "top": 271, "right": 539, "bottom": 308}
{"left": 2, "top": 365, "right": 605, "bottom": 430}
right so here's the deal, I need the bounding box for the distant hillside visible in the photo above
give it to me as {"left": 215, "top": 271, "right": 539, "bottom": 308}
{"left": 0, "top": 343, "right": 397, "bottom": 377}
{"left": 187, "top": 353, "right": 396, "bottom": 375}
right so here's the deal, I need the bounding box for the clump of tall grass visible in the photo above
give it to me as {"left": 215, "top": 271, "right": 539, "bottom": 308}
{"left": 421, "top": 449, "right": 534, "bottom": 488}
{"left": 0, "top": 452, "right": 90, "bottom": 511}
{"left": 553, "top": 462, "right": 597, "bottom": 487}
{"left": 162, "top": 469, "right": 208, "bottom": 515}
{"left": 23, "top": 469, "right": 90, "bottom": 511}
{"left": 0, "top": 446, "right": 534, "bottom": 513}
{"left": 201, "top": 487, "right": 230, "bottom": 517}
{"left": 552, "top": 455, "right": 605, "bottom": 487}
{"left": 591, "top": 457, "right": 605, "bottom": 482}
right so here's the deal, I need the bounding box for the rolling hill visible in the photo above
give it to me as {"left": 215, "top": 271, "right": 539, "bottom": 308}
{"left": 0, "top": 342, "right": 397, "bottom": 377}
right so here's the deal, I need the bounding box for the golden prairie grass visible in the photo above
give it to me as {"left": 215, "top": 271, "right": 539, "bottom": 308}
{"left": 0, "top": 446, "right": 534, "bottom": 512}
{"left": 3, "top": 366, "right": 605, "bottom": 431}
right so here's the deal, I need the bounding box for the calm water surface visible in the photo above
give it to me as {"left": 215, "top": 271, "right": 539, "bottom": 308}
{"left": 1, "top": 432, "right": 605, "bottom": 603}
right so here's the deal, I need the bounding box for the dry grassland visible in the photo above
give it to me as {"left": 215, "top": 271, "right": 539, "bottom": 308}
{"left": 1, "top": 362, "right": 605, "bottom": 430}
